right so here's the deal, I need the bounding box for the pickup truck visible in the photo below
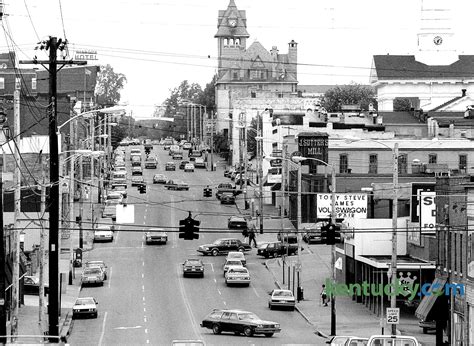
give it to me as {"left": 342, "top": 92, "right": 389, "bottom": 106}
{"left": 257, "top": 241, "right": 300, "bottom": 258}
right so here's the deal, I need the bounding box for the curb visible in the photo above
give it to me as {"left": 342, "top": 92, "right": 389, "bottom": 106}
{"left": 60, "top": 285, "right": 81, "bottom": 341}
{"left": 263, "top": 259, "right": 316, "bottom": 328}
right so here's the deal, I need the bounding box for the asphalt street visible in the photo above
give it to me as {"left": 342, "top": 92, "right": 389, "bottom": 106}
{"left": 68, "top": 145, "right": 318, "bottom": 345}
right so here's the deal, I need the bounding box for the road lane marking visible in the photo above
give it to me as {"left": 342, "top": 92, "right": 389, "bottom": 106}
{"left": 210, "top": 263, "right": 214, "bottom": 272}
{"left": 252, "top": 284, "right": 260, "bottom": 297}
{"left": 142, "top": 273, "right": 144, "bottom": 278}
{"left": 217, "top": 289, "right": 222, "bottom": 295}
{"left": 142, "top": 285, "right": 145, "bottom": 291}
{"left": 142, "top": 296, "right": 145, "bottom": 301}
{"left": 141, "top": 241, "right": 144, "bottom": 248}
{"left": 223, "top": 301, "right": 227, "bottom": 306}
{"left": 213, "top": 278, "right": 217, "bottom": 283}
{"left": 107, "top": 267, "right": 113, "bottom": 288}
{"left": 98, "top": 311, "right": 108, "bottom": 346}
{"left": 176, "top": 264, "right": 203, "bottom": 339}
{"left": 145, "top": 329, "right": 148, "bottom": 334}
{"left": 146, "top": 340, "right": 150, "bottom": 344}
{"left": 144, "top": 307, "right": 146, "bottom": 312}
{"left": 142, "top": 261, "right": 145, "bottom": 266}
{"left": 114, "top": 326, "right": 142, "bottom": 330}
{"left": 144, "top": 317, "right": 147, "bottom": 322}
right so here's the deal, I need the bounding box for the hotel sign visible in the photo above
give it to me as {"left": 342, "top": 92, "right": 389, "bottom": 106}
{"left": 74, "top": 50, "right": 98, "bottom": 61}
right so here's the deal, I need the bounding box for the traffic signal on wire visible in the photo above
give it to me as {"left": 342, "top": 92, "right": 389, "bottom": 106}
{"left": 138, "top": 184, "right": 147, "bottom": 194}
{"left": 179, "top": 213, "right": 200, "bottom": 240}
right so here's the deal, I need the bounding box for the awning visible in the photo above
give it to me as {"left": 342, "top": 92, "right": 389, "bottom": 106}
{"left": 415, "top": 276, "right": 447, "bottom": 320}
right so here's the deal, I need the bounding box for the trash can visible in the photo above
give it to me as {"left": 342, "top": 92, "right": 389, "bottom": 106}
{"left": 297, "top": 286, "right": 304, "bottom": 301}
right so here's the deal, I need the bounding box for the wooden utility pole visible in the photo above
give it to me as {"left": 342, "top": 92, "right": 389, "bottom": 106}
{"left": 20, "top": 36, "right": 86, "bottom": 340}
{"left": 38, "top": 153, "right": 46, "bottom": 333}
{"left": 0, "top": 143, "right": 6, "bottom": 343}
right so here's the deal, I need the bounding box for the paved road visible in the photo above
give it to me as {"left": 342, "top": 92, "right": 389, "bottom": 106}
{"left": 69, "top": 144, "right": 318, "bottom": 345}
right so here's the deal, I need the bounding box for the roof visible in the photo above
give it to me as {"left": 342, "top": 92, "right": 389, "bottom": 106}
{"left": 378, "top": 111, "right": 423, "bottom": 125}
{"left": 372, "top": 55, "right": 474, "bottom": 80}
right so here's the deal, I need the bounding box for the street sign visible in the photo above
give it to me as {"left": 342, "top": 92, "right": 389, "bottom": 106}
{"left": 386, "top": 308, "right": 400, "bottom": 324}
{"left": 295, "top": 263, "right": 302, "bottom": 272}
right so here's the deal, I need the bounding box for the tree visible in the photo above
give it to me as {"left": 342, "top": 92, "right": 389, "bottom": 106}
{"left": 393, "top": 98, "right": 413, "bottom": 112}
{"left": 321, "top": 84, "right": 377, "bottom": 112}
{"left": 95, "top": 64, "right": 127, "bottom": 107}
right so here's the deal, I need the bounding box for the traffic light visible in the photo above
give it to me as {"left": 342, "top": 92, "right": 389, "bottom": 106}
{"left": 191, "top": 218, "right": 200, "bottom": 239}
{"left": 179, "top": 214, "right": 200, "bottom": 240}
{"left": 138, "top": 183, "right": 147, "bottom": 194}
{"left": 326, "top": 224, "right": 336, "bottom": 245}
{"left": 320, "top": 223, "right": 329, "bottom": 245}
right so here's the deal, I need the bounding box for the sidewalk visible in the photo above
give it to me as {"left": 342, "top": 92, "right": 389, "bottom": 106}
{"left": 233, "top": 189, "right": 433, "bottom": 343}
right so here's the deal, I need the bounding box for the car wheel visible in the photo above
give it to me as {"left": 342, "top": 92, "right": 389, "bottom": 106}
{"left": 272, "top": 252, "right": 278, "bottom": 258}
{"left": 212, "top": 324, "right": 221, "bottom": 335}
{"left": 211, "top": 249, "right": 219, "bottom": 256}
{"left": 243, "top": 326, "right": 253, "bottom": 337}
{"left": 423, "top": 327, "right": 427, "bottom": 334}
{"left": 238, "top": 247, "right": 245, "bottom": 253}
{"left": 264, "top": 333, "right": 274, "bottom": 337}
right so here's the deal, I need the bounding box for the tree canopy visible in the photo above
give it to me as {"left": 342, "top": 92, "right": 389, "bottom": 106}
{"left": 321, "top": 84, "right": 377, "bottom": 112}
{"left": 95, "top": 64, "right": 127, "bottom": 107}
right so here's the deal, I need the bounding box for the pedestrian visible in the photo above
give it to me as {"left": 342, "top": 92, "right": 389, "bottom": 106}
{"left": 320, "top": 284, "right": 328, "bottom": 306}
{"left": 248, "top": 227, "right": 257, "bottom": 248}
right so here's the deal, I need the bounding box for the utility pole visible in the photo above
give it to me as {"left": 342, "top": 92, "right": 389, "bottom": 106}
{"left": 20, "top": 36, "right": 86, "bottom": 340}
{"left": 38, "top": 153, "right": 46, "bottom": 333}
{"left": 257, "top": 112, "right": 263, "bottom": 234}
{"left": 390, "top": 143, "right": 399, "bottom": 336}
{"left": 210, "top": 112, "right": 214, "bottom": 171}
{"left": 11, "top": 78, "right": 20, "bottom": 340}
{"left": 0, "top": 142, "right": 6, "bottom": 344}
{"left": 68, "top": 103, "right": 75, "bottom": 285}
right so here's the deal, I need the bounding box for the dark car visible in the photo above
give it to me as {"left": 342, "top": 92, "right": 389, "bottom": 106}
{"left": 179, "top": 160, "right": 190, "bottom": 169}
{"left": 164, "top": 179, "right": 189, "bottom": 191}
{"left": 257, "top": 241, "right": 299, "bottom": 258}
{"left": 220, "top": 192, "right": 235, "bottom": 204}
{"left": 277, "top": 232, "right": 298, "bottom": 244}
{"left": 24, "top": 276, "right": 49, "bottom": 295}
{"left": 165, "top": 161, "right": 176, "bottom": 171}
{"left": 227, "top": 216, "right": 248, "bottom": 230}
{"left": 182, "top": 258, "right": 204, "bottom": 277}
{"left": 201, "top": 309, "right": 281, "bottom": 337}
{"left": 132, "top": 167, "right": 143, "bottom": 176}
{"left": 197, "top": 238, "right": 251, "bottom": 256}
{"left": 153, "top": 173, "right": 168, "bottom": 184}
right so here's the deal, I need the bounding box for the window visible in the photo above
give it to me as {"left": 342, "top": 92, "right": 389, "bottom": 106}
{"left": 369, "top": 154, "right": 378, "bottom": 174}
{"left": 232, "top": 71, "right": 239, "bottom": 80}
{"left": 428, "top": 154, "right": 437, "bottom": 164}
{"left": 250, "top": 91, "right": 256, "bottom": 98}
{"left": 339, "top": 154, "right": 348, "bottom": 174}
{"left": 398, "top": 154, "right": 408, "bottom": 174}
{"left": 31, "top": 77, "right": 37, "bottom": 90}
{"left": 459, "top": 154, "right": 467, "bottom": 171}
{"left": 0, "top": 78, "right": 4, "bottom": 89}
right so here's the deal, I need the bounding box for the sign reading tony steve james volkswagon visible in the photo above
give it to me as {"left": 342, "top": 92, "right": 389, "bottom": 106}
{"left": 297, "top": 132, "right": 328, "bottom": 164}
{"left": 316, "top": 193, "right": 368, "bottom": 219}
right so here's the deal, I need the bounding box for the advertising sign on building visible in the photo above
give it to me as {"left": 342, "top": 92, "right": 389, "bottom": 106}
{"left": 410, "top": 182, "right": 435, "bottom": 223}
{"left": 420, "top": 191, "right": 436, "bottom": 235}
{"left": 297, "top": 132, "right": 328, "bottom": 164}
{"left": 316, "top": 193, "right": 368, "bottom": 219}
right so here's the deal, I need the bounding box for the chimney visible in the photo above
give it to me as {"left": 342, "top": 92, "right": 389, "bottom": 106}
{"left": 462, "top": 89, "right": 467, "bottom": 97}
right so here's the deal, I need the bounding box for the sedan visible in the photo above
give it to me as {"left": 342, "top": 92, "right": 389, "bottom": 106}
{"left": 201, "top": 309, "right": 280, "bottom": 337}
{"left": 132, "top": 167, "right": 143, "bottom": 176}
{"left": 268, "top": 289, "right": 296, "bottom": 310}
{"left": 172, "top": 152, "right": 184, "bottom": 160}
{"left": 197, "top": 238, "right": 251, "bottom": 256}
{"left": 131, "top": 176, "right": 145, "bottom": 187}
{"left": 228, "top": 216, "right": 248, "bottom": 230}
{"left": 105, "top": 191, "right": 123, "bottom": 204}
{"left": 84, "top": 261, "right": 108, "bottom": 280}
{"left": 24, "top": 276, "right": 49, "bottom": 295}
{"left": 101, "top": 205, "right": 117, "bottom": 220}
{"left": 223, "top": 259, "right": 244, "bottom": 276}
{"left": 72, "top": 297, "right": 98, "bottom": 319}
{"left": 184, "top": 163, "right": 195, "bottom": 172}
{"left": 111, "top": 184, "right": 127, "bottom": 199}
{"left": 93, "top": 228, "right": 114, "bottom": 242}
{"left": 194, "top": 158, "right": 205, "bottom": 168}
{"left": 145, "top": 228, "right": 168, "bottom": 244}
{"left": 220, "top": 192, "right": 235, "bottom": 204}
{"left": 182, "top": 258, "right": 204, "bottom": 277}
{"left": 164, "top": 180, "right": 189, "bottom": 191}
{"left": 225, "top": 267, "right": 250, "bottom": 286}
{"left": 165, "top": 162, "right": 176, "bottom": 171}
{"left": 179, "top": 160, "right": 189, "bottom": 169}
{"left": 81, "top": 267, "right": 104, "bottom": 287}
{"left": 153, "top": 174, "right": 168, "bottom": 184}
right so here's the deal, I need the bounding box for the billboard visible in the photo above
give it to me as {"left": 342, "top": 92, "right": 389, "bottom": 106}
{"left": 420, "top": 191, "right": 436, "bottom": 235}
{"left": 297, "top": 132, "right": 328, "bottom": 164}
{"left": 316, "top": 193, "right": 368, "bottom": 219}
{"left": 410, "top": 182, "right": 435, "bottom": 223}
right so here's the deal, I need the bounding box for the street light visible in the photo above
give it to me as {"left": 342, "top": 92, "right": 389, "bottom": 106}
{"left": 292, "top": 155, "right": 337, "bottom": 336}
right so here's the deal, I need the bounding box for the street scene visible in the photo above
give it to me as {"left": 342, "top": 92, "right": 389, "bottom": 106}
{"left": 0, "top": 0, "right": 473, "bottom": 345}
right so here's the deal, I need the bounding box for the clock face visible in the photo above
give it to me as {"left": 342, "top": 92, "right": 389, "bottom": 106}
{"left": 433, "top": 36, "right": 443, "bottom": 45}
{"left": 229, "top": 19, "right": 237, "bottom": 27}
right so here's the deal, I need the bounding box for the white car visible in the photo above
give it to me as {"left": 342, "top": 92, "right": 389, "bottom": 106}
{"left": 94, "top": 228, "right": 114, "bottom": 242}
{"left": 106, "top": 191, "right": 123, "bottom": 204}
{"left": 184, "top": 163, "right": 195, "bottom": 172}
{"left": 225, "top": 267, "right": 250, "bottom": 286}
{"left": 72, "top": 297, "right": 98, "bottom": 319}
{"left": 145, "top": 228, "right": 168, "bottom": 244}
{"left": 223, "top": 259, "right": 244, "bottom": 276}
{"left": 226, "top": 251, "right": 246, "bottom": 266}
{"left": 268, "top": 289, "right": 296, "bottom": 310}
{"left": 194, "top": 158, "right": 205, "bottom": 168}
{"left": 182, "top": 142, "right": 192, "bottom": 150}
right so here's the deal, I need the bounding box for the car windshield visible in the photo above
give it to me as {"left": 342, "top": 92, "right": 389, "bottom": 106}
{"left": 84, "top": 269, "right": 101, "bottom": 275}
{"left": 238, "top": 313, "right": 260, "bottom": 321}
{"left": 107, "top": 194, "right": 121, "bottom": 199}
{"left": 274, "top": 290, "right": 293, "bottom": 297}
{"left": 226, "top": 260, "right": 242, "bottom": 266}
{"left": 76, "top": 298, "right": 95, "bottom": 305}
{"left": 212, "top": 240, "right": 224, "bottom": 245}
{"left": 185, "top": 260, "right": 201, "bottom": 265}
{"left": 86, "top": 261, "right": 104, "bottom": 266}
{"left": 229, "top": 268, "right": 247, "bottom": 274}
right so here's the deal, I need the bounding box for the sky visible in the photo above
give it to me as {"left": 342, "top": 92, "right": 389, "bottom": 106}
{"left": 1, "top": 0, "right": 472, "bottom": 118}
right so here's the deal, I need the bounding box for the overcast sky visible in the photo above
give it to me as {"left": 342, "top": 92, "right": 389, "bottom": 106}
{"left": 1, "top": 0, "right": 471, "bottom": 118}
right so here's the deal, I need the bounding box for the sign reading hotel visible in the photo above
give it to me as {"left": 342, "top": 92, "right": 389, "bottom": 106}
{"left": 420, "top": 191, "right": 436, "bottom": 235}
{"left": 74, "top": 50, "right": 98, "bottom": 61}
{"left": 316, "top": 193, "right": 368, "bottom": 219}
{"left": 297, "top": 132, "right": 328, "bottom": 164}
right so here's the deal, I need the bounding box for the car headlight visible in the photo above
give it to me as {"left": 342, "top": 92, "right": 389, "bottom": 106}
{"left": 275, "top": 324, "right": 280, "bottom": 329}
{"left": 257, "top": 324, "right": 263, "bottom": 328}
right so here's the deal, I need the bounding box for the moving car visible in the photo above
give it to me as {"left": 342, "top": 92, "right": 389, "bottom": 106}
{"left": 227, "top": 216, "right": 247, "bottom": 230}
{"left": 145, "top": 157, "right": 157, "bottom": 169}
{"left": 94, "top": 228, "right": 114, "bottom": 242}
{"left": 225, "top": 251, "right": 246, "bottom": 266}
{"left": 419, "top": 319, "right": 436, "bottom": 334}
{"left": 182, "top": 258, "right": 204, "bottom": 277}
{"left": 131, "top": 155, "right": 142, "bottom": 167}
{"left": 223, "top": 259, "right": 244, "bottom": 276}
{"left": 220, "top": 192, "right": 235, "bottom": 204}
{"left": 84, "top": 261, "right": 108, "bottom": 280}
{"left": 101, "top": 204, "right": 117, "bottom": 220}
{"left": 194, "top": 158, "right": 205, "bottom": 168}
{"left": 182, "top": 142, "right": 192, "bottom": 150}
{"left": 72, "top": 297, "right": 98, "bottom": 319}
{"left": 131, "top": 176, "right": 145, "bottom": 187}
{"left": 256, "top": 241, "right": 299, "bottom": 258}
{"left": 172, "top": 152, "right": 184, "bottom": 160}
{"left": 197, "top": 238, "right": 252, "bottom": 256}
{"left": 344, "top": 337, "right": 369, "bottom": 345}
{"left": 268, "top": 289, "right": 296, "bottom": 310}
{"left": 81, "top": 267, "right": 104, "bottom": 286}
{"left": 153, "top": 173, "right": 168, "bottom": 184}
{"left": 145, "top": 228, "right": 168, "bottom": 244}
{"left": 184, "top": 163, "right": 195, "bottom": 172}
{"left": 179, "top": 160, "right": 190, "bottom": 169}
{"left": 225, "top": 267, "right": 250, "bottom": 286}
{"left": 105, "top": 191, "right": 123, "bottom": 204}
{"left": 164, "top": 180, "right": 189, "bottom": 191}
{"left": 200, "top": 309, "right": 280, "bottom": 337}
{"left": 216, "top": 183, "right": 236, "bottom": 199}
{"left": 132, "top": 166, "right": 143, "bottom": 176}
{"left": 165, "top": 161, "right": 176, "bottom": 171}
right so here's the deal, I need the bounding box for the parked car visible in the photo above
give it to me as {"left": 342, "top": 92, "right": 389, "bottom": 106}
{"left": 234, "top": 175, "right": 251, "bottom": 185}
{"left": 164, "top": 180, "right": 189, "bottom": 191}
{"left": 106, "top": 191, "right": 123, "bottom": 204}
{"left": 257, "top": 241, "right": 299, "bottom": 258}
{"left": 197, "top": 238, "right": 252, "bottom": 256}
{"left": 194, "top": 158, "right": 205, "bottom": 168}
{"left": 84, "top": 261, "right": 108, "bottom": 280}
{"left": 223, "top": 259, "right": 244, "bottom": 276}
{"left": 226, "top": 251, "right": 246, "bottom": 266}
{"left": 419, "top": 319, "right": 436, "bottom": 334}
{"left": 101, "top": 205, "right": 117, "bottom": 220}
{"left": 131, "top": 176, "right": 145, "bottom": 187}
{"left": 182, "top": 258, "right": 204, "bottom": 277}
{"left": 367, "top": 336, "right": 420, "bottom": 346}
{"left": 184, "top": 163, "right": 195, "bottom": 172}
{"left": 225, "top": 267, "right": 250, "bottom": 286}
{"left": 94, "top": 227, "right": 114, "bottom": 242}
{"left": 220, "top": 192, "right": 235, "bottom": 204}
{"left": 81, "top": 267, "right": 104, "bottom": 286}
{"left": 165, "top": 161, "right": 176, "bottom": 171}
{"left": 23, "top": 276, "right": 49, "bottom": 295}
{"left": 72, "top": 297, "right": 98, "bottom": 319}
{"left": 268, "top": 289, "right": 296, "bottom": 310}
{"left": 277, "top": 232, "right": 298, "bottom": 244}
{"left": 153, "top": 173, "right": 168, "bottom": 184}
{"left": 111, "top": 184, "right": 127, "bottom": 199}
{"left": 227, "top": 216, "right": 248, "bottom": 230}
{"left": 179, "top": 160, "right": 190, "bottom": 169}
{"left": 145, "top": 228, "right": 168, "bottom": 244}
{"left": 200, "top": 309, "right": 280, "bottom": 337}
